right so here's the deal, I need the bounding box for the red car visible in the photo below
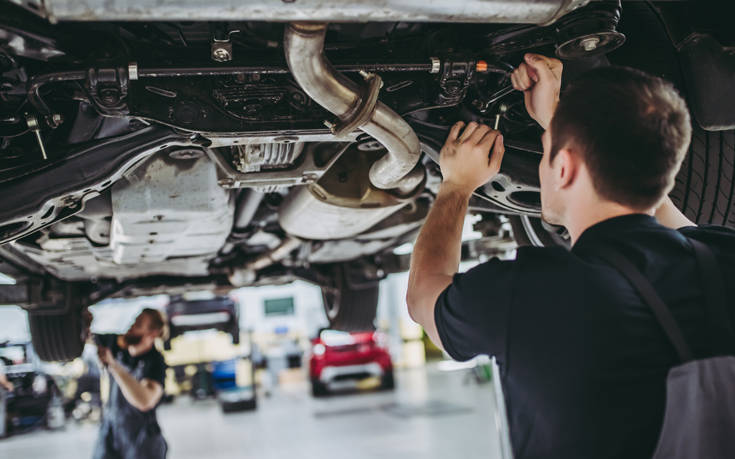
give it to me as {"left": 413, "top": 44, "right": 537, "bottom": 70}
{"left": 309, "top": 330, "right": 394, "bottom": 397}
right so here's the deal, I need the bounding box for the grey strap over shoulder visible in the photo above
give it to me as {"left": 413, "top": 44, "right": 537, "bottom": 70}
{"left": 595, "top": 238, "right": 734, "bottom": 362}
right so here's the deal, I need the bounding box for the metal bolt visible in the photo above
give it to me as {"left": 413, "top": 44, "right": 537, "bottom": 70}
{"left": 323, "top": 120, "right": 335, "bottom": 130}
{"left": 429, "top": 57, "right": 441, "bottom": 74}
{"left": 99, "top": 89, "right": 120, "bottom": 106}
{"left": 51, "top": 114, "right": 63, "bottom": 126}
{"left": 444, "top": 81, "right": 461, "bottom": 95}
{"left": 25, "top": 114, "right": 48, "bottom": 160}
{"left": 359, "top": 70, "right": 370, "bottom": 80}
{"left": 212, "top": 47, "right": 231, "bottom": 62}
{"left": 128, "top": 62, "right": 139, "bottom": 81}
{"left": 494, "top": 105, "right": 508, "bottom": 130}
{"left": 302, "top": 173, "right": 319, "bottom": 184}
{"left": 580, "top": 37, "right": 600, "bottom": 52}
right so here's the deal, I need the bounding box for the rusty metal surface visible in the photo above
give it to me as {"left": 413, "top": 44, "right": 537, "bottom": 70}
{"left": 40, "top": 0, "right": 589, "bottom": 24}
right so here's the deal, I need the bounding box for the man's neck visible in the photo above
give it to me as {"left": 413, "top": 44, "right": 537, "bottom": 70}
{"left": 565, "top": 199, "right": 652, "bottom": 245}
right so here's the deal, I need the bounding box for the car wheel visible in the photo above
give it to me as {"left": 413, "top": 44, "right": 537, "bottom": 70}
{"left": 612, "top": 5, "right": 735, "bottom": 228}
{"left": 221, "top": 397, "right": 257, "bottom": 413}
{"left": 670, "top": 128, "right": 735, "bottom": 228}
{"left": 28, "top": 307, "right": 87, "bottom": 362}
{"left": 311, "top": 379, "right": 329, "bottom": 397}
{"left": 509, "top": 215, "right": 571, "bottom": 248}
{"left": 381, "top": 370, "right": 396, "bottom": 391}
{"left": 321, "top": 266, "right": 379, "bottom": 332}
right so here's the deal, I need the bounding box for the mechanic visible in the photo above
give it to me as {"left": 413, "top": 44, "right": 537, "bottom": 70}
{"left": 407, "top": 53, "right": 734, "bottom": 458}
{"left": 93, "top": 308, "right": 168, "bottom": 459}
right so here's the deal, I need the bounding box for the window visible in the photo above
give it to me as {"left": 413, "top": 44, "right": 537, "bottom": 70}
{"left": 264, "top": 297, "right": 295, "bottom": 316}
{"left": 0, "top": 345, "right": 27, "bottom": 365}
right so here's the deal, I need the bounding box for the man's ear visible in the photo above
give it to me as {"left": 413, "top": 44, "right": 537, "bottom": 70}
{"left": 555, "top": 148, "right": 578, "bottom": 190}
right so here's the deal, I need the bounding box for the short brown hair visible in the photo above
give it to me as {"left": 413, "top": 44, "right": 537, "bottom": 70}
{"left": 140, "top": 308, "right": 167, "bottom": 339}
{"left": 550, "top": 66, "right": 692, "bottom": 210}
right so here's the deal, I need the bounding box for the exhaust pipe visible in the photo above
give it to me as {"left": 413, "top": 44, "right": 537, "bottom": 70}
{"left": 284, "top": 22, "right": 421, "bottom": 190}
{"left": 228, "top": 236, "right": 302, "bottom": 286}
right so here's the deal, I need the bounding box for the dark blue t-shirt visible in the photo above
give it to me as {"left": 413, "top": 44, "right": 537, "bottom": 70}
{"left": 435, "top": 215, "right": 735, "bottom": 459}
{"left": 96, "top": 334, "right": 166, "bottom": 388}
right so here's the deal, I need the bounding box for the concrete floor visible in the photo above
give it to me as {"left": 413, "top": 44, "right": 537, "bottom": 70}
{"left": 0, "top": 365, "right": 502, "bottom": 459}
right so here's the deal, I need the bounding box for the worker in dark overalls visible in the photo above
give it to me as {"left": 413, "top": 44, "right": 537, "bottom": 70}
{"left": 93, "top": 308, "right": 168, "bottom": 459}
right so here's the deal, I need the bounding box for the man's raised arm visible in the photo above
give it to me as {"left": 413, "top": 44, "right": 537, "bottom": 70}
{"left": 98, "top": 347, "right": 163, "bottom": 412}
{"left": 406, "top": 122, "right": 505, "bottom": 348}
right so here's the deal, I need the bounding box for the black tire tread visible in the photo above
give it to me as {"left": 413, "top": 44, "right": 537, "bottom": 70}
{"left": 311, "top": 379, "right": 328, "bottom": 397}
{"left": 321, "top": 268, "right": 379, "bottom": 332}
{"left": 28, "top": 310, "right": 84, "bottom": 362}
{"left": 671, "top": 129, "right": 735, "bottom": 228}
{"left": 381, "top": 371, "right": 396, "bottom": 390}
{"left": 221, "top": 398, "right": 257, "bottom": 413}
{"left": 329, "top": 285, "right": 378, "bottom": 332}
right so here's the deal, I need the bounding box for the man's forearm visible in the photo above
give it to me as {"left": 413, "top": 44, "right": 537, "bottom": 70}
{"left": 406, "top": 119, "right": 504, "bottom": 347}
{"left": 108, "top": 360, "right": 158, "bottom": 411}
{"left": 412, "top": 184, "right": 471, "bottom": 278}
{"left": 0, "top": 374, "right": 11, "bottom": 391}
{"left": 407, "top": 183, "right": 471, "bottom": 330}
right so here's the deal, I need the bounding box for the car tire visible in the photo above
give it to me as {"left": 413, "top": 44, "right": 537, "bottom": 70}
{"left": 381, "top": 370, "right": 396, "bottom": 390}
{"left": 670, "top": 128, "right": 735, "bottom": 228}
{"left": 509, "top": 215, "right": 570, "bottom": 248}
{"left": 321, "top": 267, "right": 379, "bottom": 332}
{"left": 221, "top": 398, "right": 257, "bottom": 413}
{"left": 311, "top": 379, "right": 329, "bottom": 397}
{"left": 28, "top": 308, "right": 86, "bottom": 362}
{"left": 613, "top": 4, "right": 735, "bottom": 228}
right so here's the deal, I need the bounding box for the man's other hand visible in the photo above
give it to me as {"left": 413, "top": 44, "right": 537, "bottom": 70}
{"left": 439, "top": 121, "right": 505, "bottom": 195}
{"left": 511, "top": 53, "right": 563, "bottom": 130}
{"left": 97, "top": 346, "right": 113, "bottom": 368}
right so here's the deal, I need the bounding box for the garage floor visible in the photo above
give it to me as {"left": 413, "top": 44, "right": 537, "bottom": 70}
{"left": 0, "top": 365, "right": 502, "bottom": 459}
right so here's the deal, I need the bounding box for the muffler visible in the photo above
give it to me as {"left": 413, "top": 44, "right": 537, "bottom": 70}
{"left": 284, "top": 22, "right": 422, "bottom": 190}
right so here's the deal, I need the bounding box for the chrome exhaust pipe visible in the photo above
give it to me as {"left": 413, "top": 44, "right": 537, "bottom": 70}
{"left": 284, "top": 22, "right": 421, "bottom": 190}
{"left": 228, "top": 236, "right": 301, "bottom": 286}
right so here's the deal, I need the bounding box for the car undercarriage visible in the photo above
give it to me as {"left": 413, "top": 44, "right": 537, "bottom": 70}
{"left": 0, "top": 0, "right": 733, "bottom": 360}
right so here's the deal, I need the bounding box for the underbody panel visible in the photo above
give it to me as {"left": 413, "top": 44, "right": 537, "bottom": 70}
{"left": 33, "top": 0, "right": 589, "bottom": 25}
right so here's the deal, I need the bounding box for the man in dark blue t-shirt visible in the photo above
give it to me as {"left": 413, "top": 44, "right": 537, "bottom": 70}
{"left": 93, "top": 308, "right": 168, "bottom": 459}
{"left": 406, "top": 54, "right": 735, "bottom": 458}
